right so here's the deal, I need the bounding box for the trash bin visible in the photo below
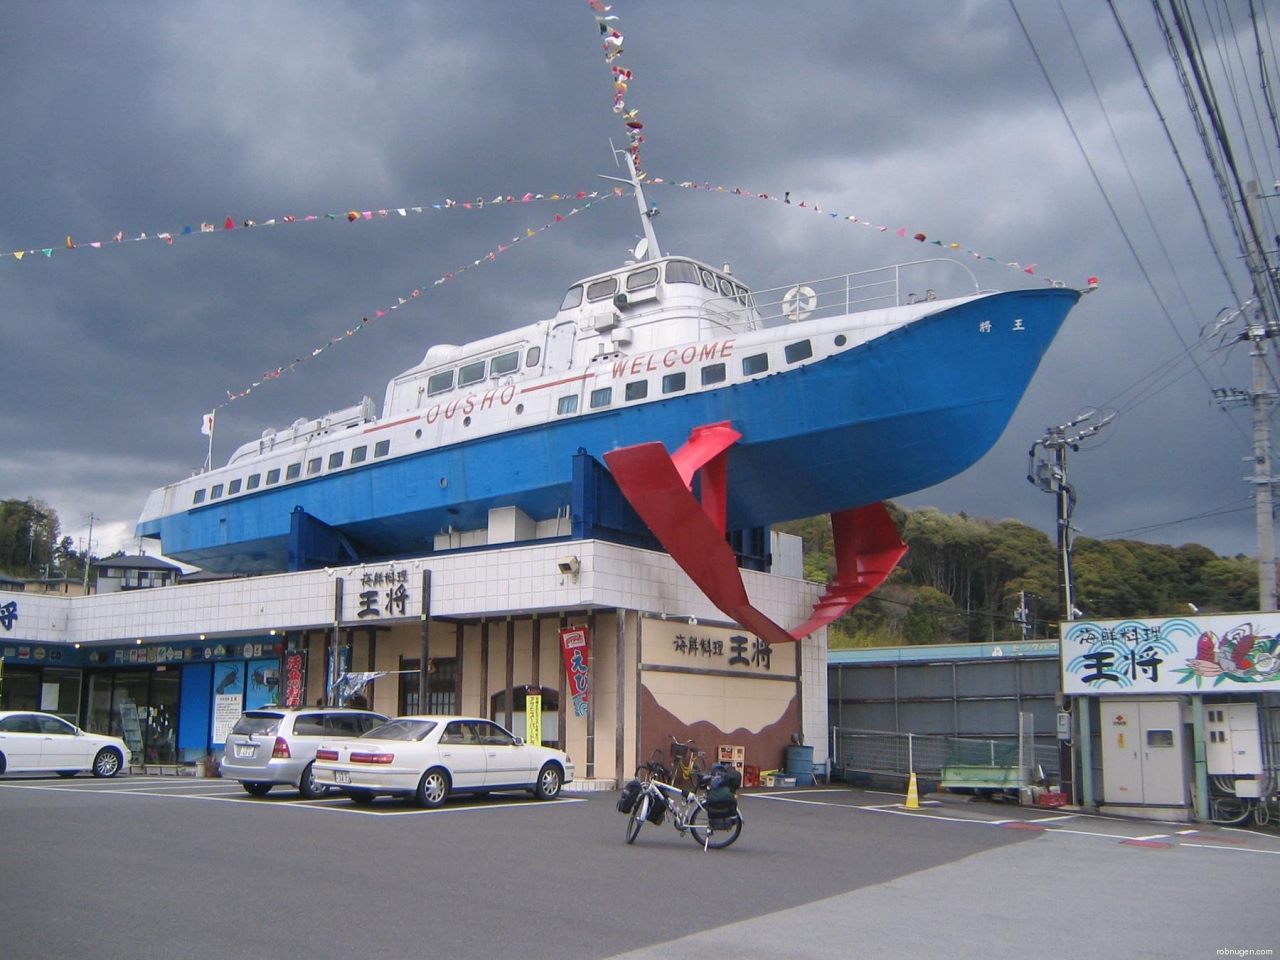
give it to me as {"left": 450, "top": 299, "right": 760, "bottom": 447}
{"left": 785, "top": 744, "right": 814, "bottom": 786}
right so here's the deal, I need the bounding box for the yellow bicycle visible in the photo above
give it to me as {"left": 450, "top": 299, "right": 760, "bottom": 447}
{"left": 667, "top": 736, "right": 706, "bottom": 790}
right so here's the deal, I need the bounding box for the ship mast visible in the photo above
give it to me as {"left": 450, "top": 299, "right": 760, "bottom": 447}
{"left": 599, "top": 147, "right": 661, "bottom": 261}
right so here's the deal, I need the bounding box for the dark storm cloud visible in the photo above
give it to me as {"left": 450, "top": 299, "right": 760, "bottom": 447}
{"left": 0, "top": 1, "right": 1271, "bottom": 562}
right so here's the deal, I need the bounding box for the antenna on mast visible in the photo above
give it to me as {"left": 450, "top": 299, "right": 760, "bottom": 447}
{"left": 599, "top": 143, "right": 661, "bottom": 261}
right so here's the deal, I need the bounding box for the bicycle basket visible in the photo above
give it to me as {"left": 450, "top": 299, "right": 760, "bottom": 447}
{"left": 617, "top": 779, "right": 642, "bottom": 815}
{"left": 670, "top": 742, "right": 690, "bottom": 761}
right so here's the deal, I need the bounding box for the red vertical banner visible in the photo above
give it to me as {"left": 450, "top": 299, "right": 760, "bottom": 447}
{"left": 558, "top": 625, "right": 590, "bottom": 717}
{"left": 283, "top": 651, "right": 305, "bottom": 708}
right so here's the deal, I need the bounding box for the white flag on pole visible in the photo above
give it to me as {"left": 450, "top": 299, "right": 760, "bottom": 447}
{"left": 201, "top": 410, "right": 216, "bottom": 436}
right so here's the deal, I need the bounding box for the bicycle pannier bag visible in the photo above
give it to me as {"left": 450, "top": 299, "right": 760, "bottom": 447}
{"left": 617, "top": 779, "right": 642, "bottom": 814}
{"left": 646, "top": 796, "right": 667, "bottom": 825}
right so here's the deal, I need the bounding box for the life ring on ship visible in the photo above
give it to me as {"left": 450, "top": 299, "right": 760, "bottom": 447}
{"left": 781, "top": 285, "right": 817, "bottom": 321}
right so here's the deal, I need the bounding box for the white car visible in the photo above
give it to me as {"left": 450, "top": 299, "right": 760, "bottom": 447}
{"left": 313, "top": 715, "right": 574, "bottom": 807}
{"left": 0, "top": 710, "right": 131, "bottom": 778}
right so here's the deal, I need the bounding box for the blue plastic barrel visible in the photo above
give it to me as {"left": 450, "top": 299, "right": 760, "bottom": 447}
{"left": 785, "top": 744, "right": 814, "bottom": 786}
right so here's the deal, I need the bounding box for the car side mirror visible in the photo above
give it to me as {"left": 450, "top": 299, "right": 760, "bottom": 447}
{"left": 513, "top": 737, "right": 524, "bottom": 746}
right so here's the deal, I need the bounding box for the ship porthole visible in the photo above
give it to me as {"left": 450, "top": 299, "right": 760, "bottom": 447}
{"left": 439, "top": 477, "right": 448, "bottom": 488}
{"left": 516, "top": 403, "right": 524, "bottom": 414}
{"left": 415, "top": 428, "right": 423, "bottom": 439}
{"left": 463, "top": 416, "right": 472, "bottom": 427}
{"left": 834, "top": 334, "right": 847, "bottom": 346}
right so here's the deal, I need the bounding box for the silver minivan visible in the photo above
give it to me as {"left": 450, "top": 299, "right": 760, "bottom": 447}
{"left": 220, "top": 707, "right": 388, "bottom": 798}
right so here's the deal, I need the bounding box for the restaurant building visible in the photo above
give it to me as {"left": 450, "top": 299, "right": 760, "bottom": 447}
{"left": 0, "top": 538, "right": 824, "bottom": 783}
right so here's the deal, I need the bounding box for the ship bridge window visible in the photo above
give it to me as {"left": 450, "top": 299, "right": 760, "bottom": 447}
{"left": 742, "top": 353, "right": 769, "bottom": 376}
{"left": 701, "top": 363, "right": 726, "bottom": 385}
{"left": 247, "top": 474, "right": 261, "bottom": 490}
{"left": 785, "top": 339, "right": 813, "bottom": 364}
{"left": 192, "top": 489, "right": 206, "bottom": 505}
{"left": 662, "top": 372, "right": 686, "bottom": 394}
{"left": 266, "top": 468, "right": 281, "bottom": 486}
{"left": 590, "top": 387, "right": 612, "bottom": 409}
{"left": 458, "top": 360, "right": 486, "bottom": 387}
{"left": 228, "top": 478, "right": 242, "bottom": 495}
{"left": 525, "top": 345, "right": 542, "bottom": 368}
{"left": 351, "top": 445, "right": 368, "bottom": 464}
{"left": 306, "top": 458, "right": 322, "bottom": 476}
{"left": 427, "top": 370, "right": 454, "bottom": 395}
{"left": 329, "top": 452, "right": 344, "bottom": 470}
{"left": 210, "top": 484, "right": 224, "bottom": 500}
{"left": 491, "top": 351, "right": 520, "bottom": 376}
{"left": 625, "top": 381, "right": 648, "bottom": 401}
{"left": 374, "top": 440, "right": 390, "bottom": 458}
{"left": 700, "top": 269, "right": 717, "bottom": 291}
{"left": 734, "top": 284, "right": 750, "bottom": 306}
{"left": 586, "top": 277, "right": 619, "bottom": 302}
{"left": 665, "top": 260, "right": 700, "bottom": 285}
{"left": 626, "top": 266, "right": 659, "bottom": 291}
{"left": 557, "top": 395, "right": 579, "bottom": 415}
{"left": 560, "top": 286, "right": 584, "bottom": 310}
{"left": 717, "top": 277, "right": 734, "bottom": 298}
{"left": 286, "top": 463, "right": 302, "bottom": 481}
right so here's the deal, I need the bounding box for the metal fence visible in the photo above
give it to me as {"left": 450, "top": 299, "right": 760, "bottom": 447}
{"left": 831, "top": 714, "right": 1060, "bottom": 788}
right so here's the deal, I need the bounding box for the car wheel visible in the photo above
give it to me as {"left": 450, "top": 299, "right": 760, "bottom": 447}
{"left": 92, "top": 748, "right": 123, "bottom": 778}
{"left": 297, "top": 761, "right": 328, "bottom": 799}
{"left": 533, "top": 763, "right": 563, "bottom": 800}
{"left": 57, "top": 771, "right": 78, "bottom": 779}
{"left": 416, "top": 768, "right": 450, "bottom": 808}
{"left": 0, "top": 753, "right": 6, "bottom": 775}
{"left": 344, "top": 789, "right": 376, "bottom": 805}
{"left": 242, "top": 782, "right": 273, "bottom": 796}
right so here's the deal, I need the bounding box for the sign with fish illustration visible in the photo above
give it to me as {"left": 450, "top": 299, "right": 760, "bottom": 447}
{"left": 1062, "top": 615, "right": 1280, "bottom": 694}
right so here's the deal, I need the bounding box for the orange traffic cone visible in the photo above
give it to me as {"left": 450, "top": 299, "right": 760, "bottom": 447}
{"left": 905, "top": 771, "right": 920, "bottom": 809}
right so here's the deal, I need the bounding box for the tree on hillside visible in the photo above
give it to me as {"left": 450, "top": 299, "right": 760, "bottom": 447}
{"left": 778, "top": 502, "right": 1260, "bottom": 646}
{"left": 0, "top": 498, "right": 60, "bottom": 578}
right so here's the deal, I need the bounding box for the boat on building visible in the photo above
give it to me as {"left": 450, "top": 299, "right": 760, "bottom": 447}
{"left": 136, "top": 158, "right": 1080, "bottom": 642}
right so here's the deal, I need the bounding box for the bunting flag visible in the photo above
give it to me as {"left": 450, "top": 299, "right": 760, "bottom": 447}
{"left": 640, "top": 176, "right": 1086, "bottom": 289}
{"left": 213, "top": 193, "right": 613, "bottom": 410}
{"left": 6, "top": 189, "right": 603, "bottom": 263}
{"left": 588, "top": 1, "right": 645, "bottom": 176}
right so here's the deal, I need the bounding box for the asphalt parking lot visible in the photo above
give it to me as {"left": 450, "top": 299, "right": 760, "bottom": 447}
{"left": 0, "top": 774, "right": 1276, "bottom": 960}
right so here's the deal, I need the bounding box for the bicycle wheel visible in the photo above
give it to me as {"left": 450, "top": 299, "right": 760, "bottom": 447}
{"left": 686, "top": 801, "right": 742, "bottom": 849}
{"left": 626, "top": 792, "right": 648, "bottom": 844}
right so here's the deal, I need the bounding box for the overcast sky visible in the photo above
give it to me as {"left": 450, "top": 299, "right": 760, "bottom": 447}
{"left": 2, "top": 1, "right": 1277, "bottom": 567}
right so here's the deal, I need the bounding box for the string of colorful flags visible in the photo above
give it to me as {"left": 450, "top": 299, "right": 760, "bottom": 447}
{"left": 213, "top": 191, "right": 613, "bottom": 410}
{"left": 6, "top": 190, "right": 605, "bottom": 263}
{"left": 589, "top": 0, "right": 644, "bottom": 176}
{"left": 581, "top": 2, "right": 1085, "bottom": 288}
{"left": 648, "top": 177, "right": 1091, "bottom": 290}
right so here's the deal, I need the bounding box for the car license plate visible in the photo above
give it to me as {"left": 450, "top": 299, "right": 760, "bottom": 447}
{"left": 334, "top": 770, "right": 351, "bottom": 784}
{"left": 234, "top": 744, "right": 256, "bottom": 759}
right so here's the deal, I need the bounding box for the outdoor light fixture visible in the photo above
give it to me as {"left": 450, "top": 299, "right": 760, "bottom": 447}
{"left": 557, "top": 556, "right": 580, "bottom": 579}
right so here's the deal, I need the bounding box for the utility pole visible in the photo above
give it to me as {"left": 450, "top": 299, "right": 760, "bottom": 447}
{"left": 1223, "top": 179, "right": 1280, "bottom": 611}
{"left": 1028, "top": 413, "right": 1113, "bottom": 628}
{"left": 80, "top": 513, "right": 96, "bottom": 593}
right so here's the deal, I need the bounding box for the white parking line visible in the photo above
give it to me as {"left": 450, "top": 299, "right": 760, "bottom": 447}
{"left": 1179, "top": 842, "right": 1280, "bottom": 856}
{"left": 0, "top": 778, "right": 586, "bottom": 815}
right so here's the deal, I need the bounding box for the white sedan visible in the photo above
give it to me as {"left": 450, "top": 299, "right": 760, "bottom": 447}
{"left": 0, "top": 710, "right": 131, "bottom": 778}
{"left": 313, "top": 715, "right": 574, "bottom": 807}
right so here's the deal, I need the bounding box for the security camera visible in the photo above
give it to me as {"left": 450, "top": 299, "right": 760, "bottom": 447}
{"left": 556, "top": 557, "right": 580, "bottom": 577}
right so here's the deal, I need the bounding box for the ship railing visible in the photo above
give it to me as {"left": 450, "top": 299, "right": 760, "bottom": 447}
{"left": 700, "top": 258, "right": 982, "bottom": 332}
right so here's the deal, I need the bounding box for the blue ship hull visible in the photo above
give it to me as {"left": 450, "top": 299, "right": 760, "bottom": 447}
{"left": 139, "top": 287, "right": 1077, "bottom": 572}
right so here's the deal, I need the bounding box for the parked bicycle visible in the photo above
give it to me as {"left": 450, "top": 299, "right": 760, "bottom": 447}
{"left": 666, "top": 736, "right": 707, "bottom": 789}
{"left": 617, "top": 764, "right": 743, "bottom": 850}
